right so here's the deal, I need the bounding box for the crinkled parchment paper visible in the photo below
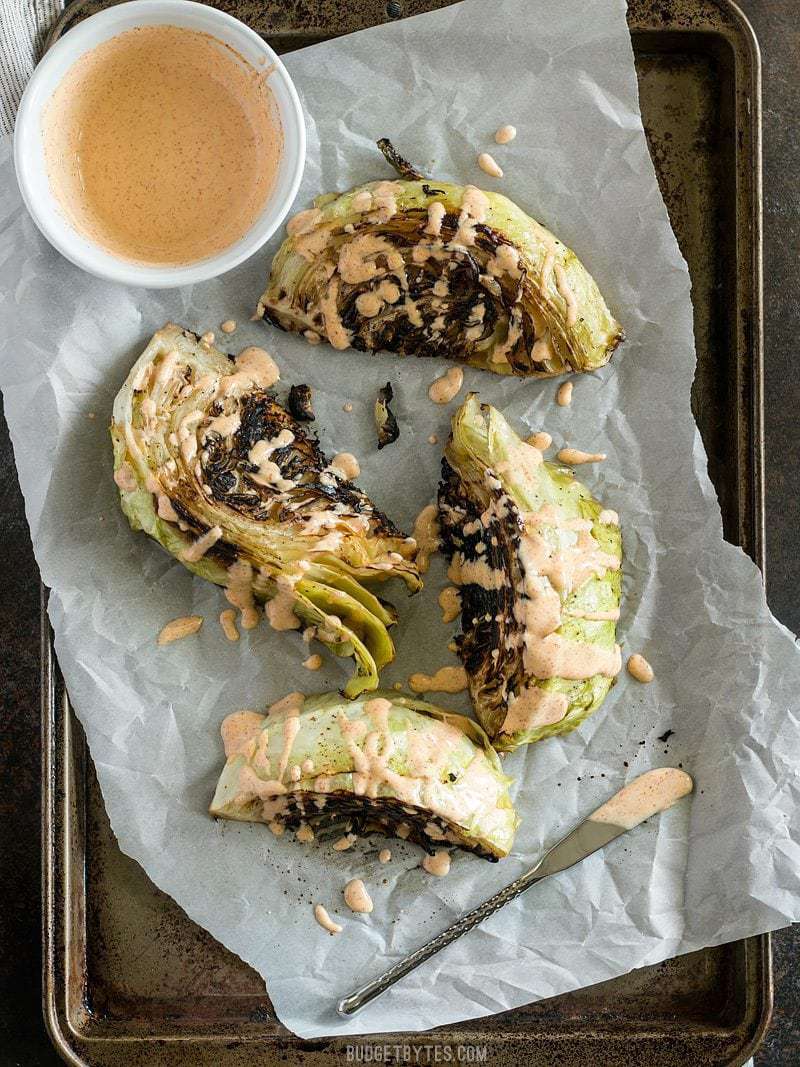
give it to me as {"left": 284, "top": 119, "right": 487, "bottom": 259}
{"left": 1, "top": 0, "right": 799, "bottom": 1039}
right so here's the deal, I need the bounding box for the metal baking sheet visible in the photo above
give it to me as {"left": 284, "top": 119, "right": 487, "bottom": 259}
{"left": 41, "top": 0, "right": 769, "bottom": 1063}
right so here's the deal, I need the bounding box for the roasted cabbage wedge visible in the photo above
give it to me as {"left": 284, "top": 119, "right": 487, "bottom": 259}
{"left": 438, "top": 395, "right": 622, "bottom": 751}
{"left": 257, "top": 140, "right": 623, "bottom": 377}
{"left": 111, "top": 324, "right": 420, "bottom": 698}
{"left": 210, "top": 690, "right": 519, "bottom": 859}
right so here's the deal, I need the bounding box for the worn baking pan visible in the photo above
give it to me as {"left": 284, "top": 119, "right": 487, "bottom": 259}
{"left": 41, "top": 0, "right": 768, "bottom": 1063}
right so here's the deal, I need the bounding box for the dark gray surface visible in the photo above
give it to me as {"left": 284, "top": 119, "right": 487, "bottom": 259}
{"left": 743, "top": 1, "right": 800, "bottom": 1058}
{"left": 1, "top": 0, "right": 797, "bottom": 1062}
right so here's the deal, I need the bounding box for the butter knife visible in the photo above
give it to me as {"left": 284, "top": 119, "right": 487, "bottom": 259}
{"left": 337, "top": 767, "right": 693, "bottom": 1016}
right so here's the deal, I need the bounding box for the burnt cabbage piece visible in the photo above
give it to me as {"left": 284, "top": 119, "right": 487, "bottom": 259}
{"left": 374, "top": 382, "right": 399, "bottom": 449}
{"left": 287, "top": 383, "right": 315, "bottom": 422}
{"left": 210, "top": 690, "right": 519, "bottom": 860}
{"left": 438, "top": 395, "right": 622, "bottom": 751}
{"left": 111, "top": 324, "right": 420, "bottom": 698}
{"left": 257, "top": 140, "right": 623, "bottom": 378}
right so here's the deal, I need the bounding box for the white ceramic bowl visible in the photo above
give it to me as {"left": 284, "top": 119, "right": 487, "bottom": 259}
{"left": 14, "top": 0, "right": 305, "bottom": 288}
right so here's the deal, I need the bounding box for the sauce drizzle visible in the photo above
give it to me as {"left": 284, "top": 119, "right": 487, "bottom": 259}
{"left": 412, "top": 504, "right": 440, "bottom": 573}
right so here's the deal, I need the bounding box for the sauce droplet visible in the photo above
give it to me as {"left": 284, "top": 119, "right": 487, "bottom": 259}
{"left": 219, "top": 608, "right": 240, "bottom": 642}
{"left": 627, "top": 653, "right": 654, "bottom": 683}
{"left": 438, "top": 586, "right": 461, "bottom": 624}
{"left": 557, "top": 447, "right": 606, "bottom": 465}
{"left": 157, "top": 614, "right": 203, "bottom": 645}
{"left": 428, "top": 366, "right": 464, "bottom": 405}
{"left": 526, "top": 431, "right": 552, "bottom": 451}
{"left": 343, "top": 878, "right": 374, "bottom": 914}
{"left": 330, "top": 452, "right": 360, "bottom": 480}
{"left": 408, "top": 666, "right": 468, "bottom": 694}
{"left": 314, "top": 903, "right": 343, "bottom": 935}
{"left": 235, "top": 346, "right": 280, "bottom": 388}
{"left": 477, "top": 152, "right": 504, "bottom": 178}
{"left": 422, "top": 850, "right": 451, "bottom": 876}
{"left": 494, "top": 124, "right": 517, "bottom": 144}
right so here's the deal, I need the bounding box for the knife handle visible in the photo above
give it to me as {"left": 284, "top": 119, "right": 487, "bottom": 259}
{"left": 337, "top": 866, "right": 543, "bottom": 1016}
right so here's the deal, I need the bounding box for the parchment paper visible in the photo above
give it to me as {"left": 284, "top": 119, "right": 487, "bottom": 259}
{"left": 2, "top": 0, "right": 799, "bottom": 1039}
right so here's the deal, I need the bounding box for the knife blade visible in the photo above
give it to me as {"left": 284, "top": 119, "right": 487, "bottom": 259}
{"left": 337, "top": 767, "right": 693, "bottom": 1017}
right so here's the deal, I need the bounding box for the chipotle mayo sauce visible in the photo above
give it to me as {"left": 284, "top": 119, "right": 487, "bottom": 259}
{"left": 42, "top": 25, "right": 283, "bottom": 265}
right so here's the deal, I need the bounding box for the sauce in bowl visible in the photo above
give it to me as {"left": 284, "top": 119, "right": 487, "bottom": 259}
{"left": 41, "top": 24, "right": 283, "bottom": 266}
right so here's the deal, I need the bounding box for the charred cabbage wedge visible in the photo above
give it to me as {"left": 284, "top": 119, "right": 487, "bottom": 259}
{"left": 210, "top": 690, "right": 519, "bottom": 860}
{"left": 438, "top": 395, "right": 622, "bottom": 751}
{"left": 111, "top": 325, "right": 420, "bottom": 698}
{"left": 257, "top": 140, "right": 623, "bottom": 377}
